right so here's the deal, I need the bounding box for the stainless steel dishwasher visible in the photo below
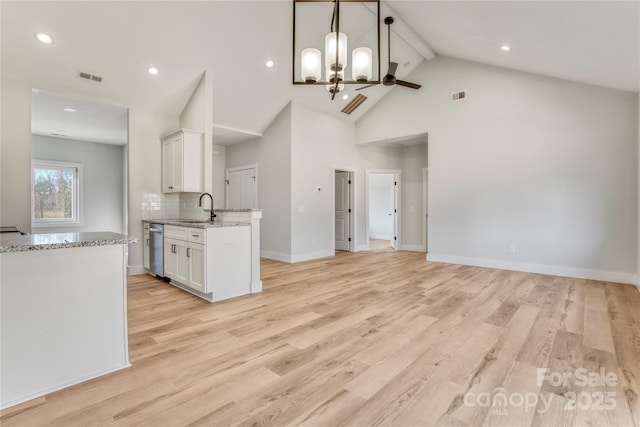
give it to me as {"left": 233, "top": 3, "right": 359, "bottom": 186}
{"left": 149, "top": 223, "right": 164, "bottom": 277}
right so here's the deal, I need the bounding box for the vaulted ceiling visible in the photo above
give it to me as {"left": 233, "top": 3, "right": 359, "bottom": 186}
{"left": 3, "top": 1, "right": 638, "bottom": 145}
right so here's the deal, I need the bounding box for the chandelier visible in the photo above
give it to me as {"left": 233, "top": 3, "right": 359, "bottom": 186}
{"left": 293, "top": 0, "right": 381, "bottom": 100}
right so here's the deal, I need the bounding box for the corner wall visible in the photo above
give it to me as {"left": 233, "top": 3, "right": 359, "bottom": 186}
{"left": 357, "top": 56, "right": 639, "bottom": 284}
{"left": 290, "top": 103, "right": 406, "bottom": 260}
{"left": 1, "top": 82, "right": 32, "bottom": 232}
{"left": 226, "top": 103, "right": 292, "bottom": 260}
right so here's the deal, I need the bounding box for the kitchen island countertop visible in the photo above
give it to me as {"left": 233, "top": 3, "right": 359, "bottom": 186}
{"left": 0, "top": 231, "right": 136, "bottom": 253}
{"left": 142, "top": 219, "right": 250, "bottom": 229}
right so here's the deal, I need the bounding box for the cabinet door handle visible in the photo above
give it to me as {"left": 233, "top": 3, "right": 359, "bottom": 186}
{"left": 172, "top": 244, "right": 176, "bottom": 254}
{"left": 187, "top": 248, "right": 191, "bottom": 257}
{"left": 146, "top": 238, "right": 150, "bottom": 246}
{"left": 169, "top": 186, "right": 174, "bottom": 190}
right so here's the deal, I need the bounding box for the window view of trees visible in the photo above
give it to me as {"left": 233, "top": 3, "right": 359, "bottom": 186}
{"left": 33, "top": 167, "right": 75, "bottom": 219}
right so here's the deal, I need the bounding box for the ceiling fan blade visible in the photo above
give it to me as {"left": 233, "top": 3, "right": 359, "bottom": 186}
{"left": 387, "top": 62, "right": 398, "bottom": 77}
{"left": 356, "top": 83, "right": 378, "bottom": 91}
{"left": 396, "top": 80, "right": 422, "bottom": 90}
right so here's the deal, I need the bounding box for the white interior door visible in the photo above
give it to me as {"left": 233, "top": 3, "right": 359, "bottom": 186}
{"left": 226, "top": 167, "right": 257, "bottom": 209}
{"left": 391, "top": 175, "right": 398, "bottom": 250}
{"left": 335, "top": 171, "right": 350, "bottom": 251}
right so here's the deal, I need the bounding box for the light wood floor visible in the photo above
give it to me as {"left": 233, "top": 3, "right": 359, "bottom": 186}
{"left": 2, "top": 250, "right": 640, "bottom": 426}
{"left": 368, "top": 238, "right": 395, "bottom": 252}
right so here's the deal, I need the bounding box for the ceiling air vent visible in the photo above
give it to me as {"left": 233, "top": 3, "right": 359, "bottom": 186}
{"left": 77, "top": 70, "right": 103, "bottom": 84}
{"left": 451, "top": 90, "right": 466, "bottom": 102}
{"left": 341, "top": 94, "right": 367, "bottom": 115}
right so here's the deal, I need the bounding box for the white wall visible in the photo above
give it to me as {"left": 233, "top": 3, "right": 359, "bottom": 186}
{"left": 212, "top": 144, "right": 226, "bottom": 209}
{"left": 226, "top": 102, "right": 407, "bottom": 262}
{"left": 290, "top": 103, "right": 402, "bottom": 260}
{"left": 1, "top": 82, "right": 32, "bottom": 232}
{"left": 32, "top": 135, "right": 124, "bottom": 234}
{"left": 127, "top": 108, "right": 179, "bottom": 273}
{"left": 226, "top": 103, "right": 292, "bottom": 260}
{"left": 357, "top": 56, "right": 639, "bottom": 283}
{"left": 369, "top": 173, "right": 394, "bottom": 239}
{"left": 179, "top": 73, "right": 205, "bottom": 132}
{"left": 400, "top": 143, "right": 428, "bottom": 249}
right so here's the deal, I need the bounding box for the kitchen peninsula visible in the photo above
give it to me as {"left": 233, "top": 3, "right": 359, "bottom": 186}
{"left": 0, "top": 231, "right": 135, "bottom": 409}
{"left": 142, "top": 208, "right": 262, "bottom": 303}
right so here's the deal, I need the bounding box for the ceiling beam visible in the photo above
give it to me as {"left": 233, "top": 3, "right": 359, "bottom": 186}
{"left": 363, "top": 2, "right": 436, "bottom": 61}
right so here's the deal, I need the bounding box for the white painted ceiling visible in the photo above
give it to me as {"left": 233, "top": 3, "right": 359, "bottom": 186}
{"left": 31, "top": 89, "right": 128, "bottom": 145}
{"left": 3, "top": 1, "right": 638, "bottom": 146}
{"left": 389, "top": 0, "right": 639, "bottom": 93}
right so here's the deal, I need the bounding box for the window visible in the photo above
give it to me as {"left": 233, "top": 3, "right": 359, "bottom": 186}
{"left": 32, "top": 160, "right": 82, "bottom": 226}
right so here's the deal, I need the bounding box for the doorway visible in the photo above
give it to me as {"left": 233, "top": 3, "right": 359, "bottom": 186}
{"left": 225, "top": 164, "right": 258, "bottom": 209}
{"left": 334, "top": 169, "right": 354, "bottom": 253}
{"left": 366, "top": 170, "right": 400, "bottom": 251}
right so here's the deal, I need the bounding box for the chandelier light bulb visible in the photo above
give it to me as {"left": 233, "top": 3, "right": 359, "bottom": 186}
{"left": 301, "top": 48, "right": 321, "bottom": 83}
{"left": 352, "top": 47, "right": 372, "bottom": 82}
{"left": 325, "top": 32, "right": 347, "bottom": 72}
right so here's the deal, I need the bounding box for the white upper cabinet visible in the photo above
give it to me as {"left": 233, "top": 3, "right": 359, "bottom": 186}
{"left": 161, "top": 129, "right": 203, "bottom": 193}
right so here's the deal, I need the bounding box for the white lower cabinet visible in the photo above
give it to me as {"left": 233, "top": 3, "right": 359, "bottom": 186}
{"left": 164, "top": 239, "right": 178, "bottom": 280}
{"left": 163, "top": 225, "right": 250, "bottom": 302}
{"left": 188, "top": 243, "right": 206, "bottom": 292}
{"left": 143, "top": 225, "right": 150, "bottom": 270}
{"left": 164, "top": 236, "right": 204, "bottom": 292}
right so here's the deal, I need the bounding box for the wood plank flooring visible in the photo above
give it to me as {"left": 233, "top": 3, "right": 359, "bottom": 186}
{"left": 2, "top": 250, "right": 640, "bottom": 426}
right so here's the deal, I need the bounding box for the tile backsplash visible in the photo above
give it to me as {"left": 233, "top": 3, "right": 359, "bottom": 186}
{"left": 179, "top": 193, "right": 210, "bottom": 221}
{"left": 141, "top": 193, "right": 209, "bottom": 221}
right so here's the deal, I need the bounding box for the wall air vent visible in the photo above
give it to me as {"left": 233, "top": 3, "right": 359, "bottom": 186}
{"left": 77, "top": 70, "right": 103, "bottom": 83}
{"left": 451, "top": 90, "right": 466, "bottom": 102}
{"left": 341, "top": 94, "right": 367, "bottom": 115}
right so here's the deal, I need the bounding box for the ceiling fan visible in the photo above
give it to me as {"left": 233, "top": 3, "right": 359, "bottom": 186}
{"left": 357, "top": 16, "right": 421, "bottom": 92}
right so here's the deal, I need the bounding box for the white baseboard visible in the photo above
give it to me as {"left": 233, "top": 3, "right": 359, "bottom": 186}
{"left": 290, "top": 250, "right": 335, "bottom": 263}
{"left": 261, "top": 250, "right": 336, "bottom": 263}
{"left": 427, "top": 253, "right": 637, "bottom": 285}
{"left": 261, "top": 250, "right": 291, "bottom": 263}
{"left": 251, "top": 280, "right": 263, "bottom": 293}
{"left": 355, "top": 244, "right": 369, "bottom": 252}
{"left": 400, "top": 244, "right": 425, "bottom": 252}
{"left": 128, "top": 265, "right": 146, "bottom": 276}
{"left": 370, "top": 234, "right": 391, "bottom": 240}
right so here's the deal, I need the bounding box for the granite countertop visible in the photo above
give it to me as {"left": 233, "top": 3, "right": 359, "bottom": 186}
{"left": 142, "top": 219, "right": 250, "bottom": 229}
{"left": 215, "top": 209, "right": 262, "bottom": 212}
{"left": 0, "top": 232, "right": 137, "bottom": 253}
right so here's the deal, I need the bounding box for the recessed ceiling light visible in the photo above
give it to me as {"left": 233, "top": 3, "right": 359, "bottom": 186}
{"left": 63, "top": 108, "right": 77, "bottom": 113}
{"left": 265, "top": 60, "right": 274, "bottom": 68}
{"left": 500, "top": 45, "right": 511, "bottom": 52}
{"left": 148, "top": 67, "right": 159, "bottom": 75}
{"left": 342, "top": 94, "right": 349, "bottom": 100}
{"left": 35, "top": 32, "right": 54, "bottom": 45}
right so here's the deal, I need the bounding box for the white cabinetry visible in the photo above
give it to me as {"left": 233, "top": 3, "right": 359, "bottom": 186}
{"left": 143, "top": 223, "right": 150, "bottom": 270}
{"left": 164, "top": 226, "right": 205, "bottom": 293}
{"left": 162, "top": 225, "right": 250, "bottom": 302}
{"left": 161, "top": 129, "right": 203, "bottom": 193}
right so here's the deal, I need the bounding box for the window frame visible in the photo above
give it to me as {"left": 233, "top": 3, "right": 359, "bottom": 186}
{"left": 31, "top": 159, "right": 83, "bottom": 227}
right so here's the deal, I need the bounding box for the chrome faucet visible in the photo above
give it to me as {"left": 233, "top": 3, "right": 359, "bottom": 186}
{"left": 198, "top": 193, "right": 216, "bottom": 222}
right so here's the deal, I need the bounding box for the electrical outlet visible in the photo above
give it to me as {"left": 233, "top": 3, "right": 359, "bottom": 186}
{"left": 508, "top": 244, "right": 516, "bottom": 254}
